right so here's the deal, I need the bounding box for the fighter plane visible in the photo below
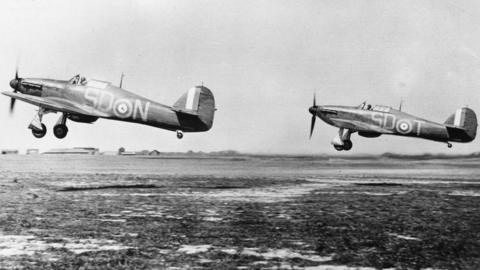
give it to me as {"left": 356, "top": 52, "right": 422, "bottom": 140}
{"left": 4, "top": 69, "right": 215, "bottom": 139}
{"left": 308, "top": 95, "right": 477, "bottom": 151}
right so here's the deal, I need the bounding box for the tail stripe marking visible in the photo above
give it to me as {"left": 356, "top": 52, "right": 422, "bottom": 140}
{"left": 186, "top": 87, "right": 197, "bottom": 110}
{"left": 454, "top": 108, "right": 463, "bottom": 127}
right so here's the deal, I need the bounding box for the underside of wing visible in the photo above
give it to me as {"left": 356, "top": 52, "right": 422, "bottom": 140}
{"left": 2, "top": 92, "right": 108, "bottom": 117}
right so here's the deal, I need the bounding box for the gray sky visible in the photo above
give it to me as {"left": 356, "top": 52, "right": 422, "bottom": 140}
{"left": 1, "top": 0, "right": 480, "bottom": 154}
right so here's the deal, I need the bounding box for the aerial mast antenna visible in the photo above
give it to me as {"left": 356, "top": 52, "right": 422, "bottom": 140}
{"left": 119, "top": 72, "right": 125, "bottom": 88}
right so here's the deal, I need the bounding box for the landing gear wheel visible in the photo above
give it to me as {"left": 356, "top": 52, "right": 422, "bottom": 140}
{"left": 343, "top": 140, "right": 353, "bottom": 151}
{"left": 334, "top": 145, "right": 344, "bottom": 151}
{"left": 53, "top": 124, "right": 68, "bottom": 139}
{"left": 447, "top": 143, "right": 452, "bottom": 148}
{"left": 32, "top": 124, "right": 47, "bottom": 138}
{"left": 176, "top": 130, "right": 183, "bottom": 139}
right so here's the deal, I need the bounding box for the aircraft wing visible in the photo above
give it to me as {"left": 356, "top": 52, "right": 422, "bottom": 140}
{"left": 333, "top": 118, "right": 393, "bottom": 134}
{"left": 2, "top": 92, "right": 109, "bottom": 117}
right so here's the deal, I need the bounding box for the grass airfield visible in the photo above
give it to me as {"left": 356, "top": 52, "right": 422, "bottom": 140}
{"left": 0, "top": 155, "right": 478, "bottom": 269}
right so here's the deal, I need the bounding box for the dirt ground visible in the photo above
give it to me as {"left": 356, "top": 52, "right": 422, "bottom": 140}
{"left": 0, "top": 155, "right": 478, "bottom": 269}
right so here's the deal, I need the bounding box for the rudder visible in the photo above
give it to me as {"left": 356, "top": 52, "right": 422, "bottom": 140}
{"left": 444, "top": 107, "right": 477, "bottom": 142}
{"left": 173, "top": 86, "right": 215, "bottom": 131}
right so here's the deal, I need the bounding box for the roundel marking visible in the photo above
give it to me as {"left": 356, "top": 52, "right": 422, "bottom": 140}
{"left": 396, "top": 119, "right": 412, "bottom": 134}
{"left": 113, "top": 99, "right": 133, "bottom": 118}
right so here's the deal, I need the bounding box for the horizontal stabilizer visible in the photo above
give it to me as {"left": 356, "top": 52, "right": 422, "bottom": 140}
{"left": 446, "top": 126, "right": 472, "bottom": 142}
{"left": 172, "top": 108, "right": 199, "bottom": 116}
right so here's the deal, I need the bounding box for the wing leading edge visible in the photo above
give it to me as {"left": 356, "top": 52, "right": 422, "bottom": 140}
{"left": 2, "top": 92, "right": 108, "bottom": 117}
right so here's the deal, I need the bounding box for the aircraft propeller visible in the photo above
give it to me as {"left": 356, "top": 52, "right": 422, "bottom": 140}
{"left": 9, "top": 66, "right": 20, "bottom": 114}
{"left": 309, "top": 93, "right": 317, "bottom": 139}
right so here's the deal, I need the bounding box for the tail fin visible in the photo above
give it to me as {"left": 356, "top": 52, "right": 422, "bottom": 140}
{"left": 444, "top": 107, "right": 477, "bottom": 142}
{"left": 173, "top": 86, "right": 215, "bottom": 131}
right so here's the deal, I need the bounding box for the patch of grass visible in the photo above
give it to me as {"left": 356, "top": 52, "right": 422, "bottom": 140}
{"left": 1, "top": 164, "right": 479, "bottom": 269}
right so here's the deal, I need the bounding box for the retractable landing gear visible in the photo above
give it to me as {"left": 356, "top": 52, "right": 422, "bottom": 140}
{"left": 333, "top": 140, "right": 353, "bottom": 151}
{"left": 29, "top": 109, "right": 47, "bottom": 138}
{"left": 53, "top": 113, "right": 69, "bottom": 139}
{"left": 332, "top": 128, "right": 353, "bottom": 151}
{"left": 32, "top": 124, "right": 47, "bottom": 138}
{"left": 343, "top": 140, "right": 353, "bottom": 151}
{"left": 447, "top": 142, "right": 452, "bottom": 148}
{"left": 53, "top": 125, "right": 68, "bottom": 139}
{"left": 334, "top": 145, "right": 344, "bottom": 151}
{"left": 176, "top": 130, "right": 183, "bottom": 139}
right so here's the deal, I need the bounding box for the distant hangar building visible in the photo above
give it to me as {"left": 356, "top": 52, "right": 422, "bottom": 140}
{"left": 26, "top": 149, "right": 39, "bottom": 155}
{"left": 1, "top": 149, "right": 18, "bottom": 155}
{"left": 43, "top": 147, "right": 99, "bottom": 155}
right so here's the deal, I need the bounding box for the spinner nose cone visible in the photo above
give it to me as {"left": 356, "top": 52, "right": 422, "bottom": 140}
{"left": 9, "top": 79, "right": 18, "bottom": 90}
{"left": 309, "top": 106, "right": 317, "bottom": 115}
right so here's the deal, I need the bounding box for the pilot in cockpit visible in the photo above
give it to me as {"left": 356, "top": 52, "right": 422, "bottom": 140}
{"left": 70, "top": 74, "right": 80, "bottom": 85}
{"left": 359, "top": 102, "right": 372, "bottom": 110}
{"left": 70, "top": 74, "right": 87, "bottom": 85}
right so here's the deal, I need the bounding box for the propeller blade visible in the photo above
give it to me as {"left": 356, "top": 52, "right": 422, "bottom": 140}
{"left": 12, "top": 65, "right": 20, "bottom": 93}
{"left": 313, "top": 92, "right": 316, "bottom": 107}
{"left": 9, "top": 98, "right": 16, "bottom": 114}
{"left": 310, "top": 115, "right": 316, "bottom": 139}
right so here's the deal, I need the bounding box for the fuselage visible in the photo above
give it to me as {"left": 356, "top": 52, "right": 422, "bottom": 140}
{"left": 12, "top": 77, "right": 211, "bottom": 132}
{"left": 311, "top": 105, "right": 455, "bottom": 142}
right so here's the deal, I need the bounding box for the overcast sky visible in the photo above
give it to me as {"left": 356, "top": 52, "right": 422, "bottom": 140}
{"left": 1, "top": 0, "right": 480, "bottom": 154}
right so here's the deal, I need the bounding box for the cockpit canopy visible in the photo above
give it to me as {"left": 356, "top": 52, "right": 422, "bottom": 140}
{"left": 371, "top": 105, "right": 391, "bottom": 112}
{"left": 68, "top": 75, "right": 110, "bottom": 89}
{"left": 68, "top": 74, "right": 87, "bottom": 85}
{"left": 358, "top": 102, "right": 392, "bottom": 112}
